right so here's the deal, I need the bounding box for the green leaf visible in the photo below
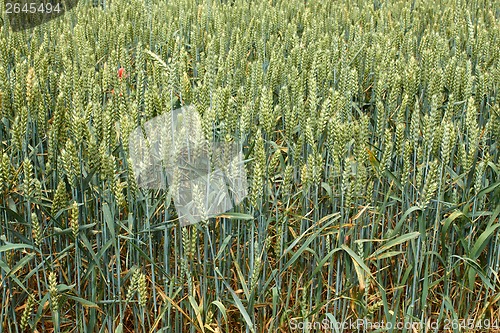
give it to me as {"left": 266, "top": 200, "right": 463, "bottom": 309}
{"left": 393, "top": 206, "right": 422, "bottom": 235}
{"left": 312, "top": 247, "right": 343, "bottom": 275}
{"left": 57, "top": 283, "right": 76, "bottom": 292}
{"left": 0, "top": 259, "right": 30, "bottom": 294}
{"left": 3, "top": 253, "right": 35, "bottom": 279}
{"left": 372, "top": 250, "right": 405, "bottom": 260}
{"left": 368, "top": 232, "right": 421, "bottom": 260}
{"left": 441, "top": 210, "right": 465, "bottom": 235}
{"left": 214, "top": 268, "right": 255, "bottom": 333}
{"left": 188, "top": 296, "right": 205, "bottom": 333}
{"left": 211, "top": 301, "right": 228, "bottom": 323}
{"left": 470, "top": 223, "right": 500, "bottom": 260}
{"left": 0, "top": 243, "right": 35, "bottom": 253}
{"left": 228, "top": 287, "right": 255, "bottom": 332}
{"left": 215, "top": 235, "right": 233, "bottom": 261}
{"left": 66, "top": 295, "right": 99, "bottom": 308}
{"left": 103, "top": 203, "right": 115, "bottom": 240}
{"left": 341, "top": 244, "right": 375, "bottom": 290}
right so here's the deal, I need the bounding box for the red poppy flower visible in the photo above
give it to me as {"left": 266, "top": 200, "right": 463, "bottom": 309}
{"left": 118, "top": 67, "right": 125, "bottom": 79}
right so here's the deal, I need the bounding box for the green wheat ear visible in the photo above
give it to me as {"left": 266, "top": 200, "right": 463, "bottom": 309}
{"left": 52, "top": 181, "right": 68, "bottom": 218}
{"left": 49, "top": 271, "right": 60, "bottom": 313}
{"left": 20, "top": 295, "right": 35, "bottom": 331}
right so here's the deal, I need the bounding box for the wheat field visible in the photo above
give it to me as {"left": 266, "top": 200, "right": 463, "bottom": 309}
{"left": 0, "top": 0, "right": 500, "bottom": 332}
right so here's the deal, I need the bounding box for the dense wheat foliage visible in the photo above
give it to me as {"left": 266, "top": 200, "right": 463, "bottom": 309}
{"left": 0, "top": 0, "right": 500, "bottom": 331}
